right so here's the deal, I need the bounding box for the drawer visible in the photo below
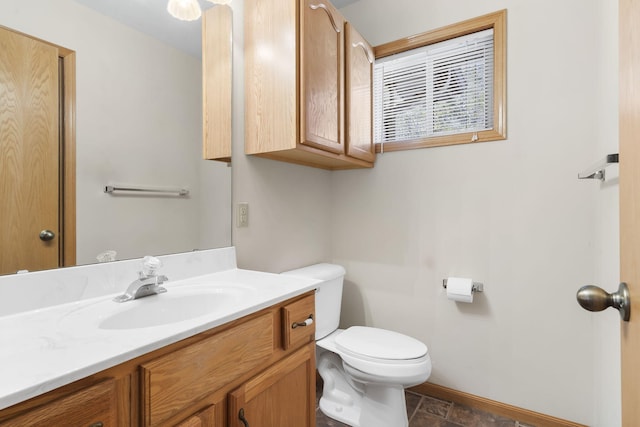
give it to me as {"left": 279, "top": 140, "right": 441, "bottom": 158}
{"left": 140, "top": 312, "right": 274, "bottom": 426}
{"left": 1, "top": 379, "right": 117, "bottom": 427}
{"left": 282, "top": 293, "right": 315, "bottom": 350}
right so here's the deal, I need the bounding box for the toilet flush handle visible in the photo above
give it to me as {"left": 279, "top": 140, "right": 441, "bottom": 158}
{"left": 292, "top": 314, "right": 314, "bottom": 329}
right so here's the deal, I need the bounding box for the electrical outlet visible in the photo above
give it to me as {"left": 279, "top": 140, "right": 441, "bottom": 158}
{"left": 237, "top": 202, "right": 249, "bottom": 227}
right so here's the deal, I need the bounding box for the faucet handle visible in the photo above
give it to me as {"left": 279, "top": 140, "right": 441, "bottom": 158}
{"left": 142, "top": 256, "right": 162, "bottom": 277}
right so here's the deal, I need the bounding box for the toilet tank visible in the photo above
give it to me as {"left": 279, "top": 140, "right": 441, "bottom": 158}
{"left": 281, "top": 263, "right": 345, "bottom": 340}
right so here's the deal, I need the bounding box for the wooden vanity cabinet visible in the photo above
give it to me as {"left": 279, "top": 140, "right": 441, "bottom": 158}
{"left": 141, "top": 291, "right": 316, "bottom": 427}
{"left": 0, "top": 292, "right": 316, "bottom": 427}
{"left": 245, "top": 0, "right": 375, "bottom": 170}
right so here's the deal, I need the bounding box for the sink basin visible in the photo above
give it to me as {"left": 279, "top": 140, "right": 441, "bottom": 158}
{"left": 58, "top": 284, "right": 255, "bottom": 331}
{"left": 99, "top": 292, "right": 236, "bottom": 329}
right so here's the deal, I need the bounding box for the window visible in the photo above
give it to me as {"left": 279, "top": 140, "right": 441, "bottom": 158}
{"left": 372, "top": 10, "right": 506, "bottom": 152}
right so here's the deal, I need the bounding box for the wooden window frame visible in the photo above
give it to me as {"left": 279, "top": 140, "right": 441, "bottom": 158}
{"left": 373, "top": 9, "right": 506, "bottom": 153}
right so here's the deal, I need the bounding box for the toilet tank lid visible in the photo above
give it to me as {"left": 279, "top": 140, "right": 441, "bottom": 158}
{"left": 281, "top": 263, "right": 346, "bottom": 281}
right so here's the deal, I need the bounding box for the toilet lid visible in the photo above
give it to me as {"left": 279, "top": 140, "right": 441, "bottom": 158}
{"left": 334, "top": 326, "right": 427, "bottom": 361}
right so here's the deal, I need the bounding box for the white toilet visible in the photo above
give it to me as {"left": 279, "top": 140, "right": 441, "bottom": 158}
{"left": 282, "top": 263, "right": 432, "bottom": 427}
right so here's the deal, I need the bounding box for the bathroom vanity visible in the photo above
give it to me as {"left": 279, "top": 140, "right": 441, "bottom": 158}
{"left": 0, "top": 249, "right": 319, "bottom": 427}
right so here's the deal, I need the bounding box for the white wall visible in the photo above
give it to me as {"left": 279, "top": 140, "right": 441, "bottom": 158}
{"left": 331, "top": 0, "right": 618, "bottom": 425}
{"left": 0, "top": 0, "right": 231, "bottom": 266}
{"left": 229, "top": 0, "right": 619, "bottom": 424}
{"left": 230, "top": 0, "right": 333, "bottom": 273}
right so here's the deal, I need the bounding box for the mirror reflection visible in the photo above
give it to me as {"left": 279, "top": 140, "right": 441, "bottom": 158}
{"left": 0, "top": 0, "right": 232, "bottom": 275}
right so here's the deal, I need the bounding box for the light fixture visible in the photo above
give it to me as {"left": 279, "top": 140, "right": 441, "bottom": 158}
{"left": 167, "top": 0, "right": 202, "bottom": 21}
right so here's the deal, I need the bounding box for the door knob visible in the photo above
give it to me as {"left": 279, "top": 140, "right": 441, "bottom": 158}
{"left": 576, "top": 282, "right": 630, "bottom": 321}
{"left": 39, "top": 230, "right": 55, "bottom": 241}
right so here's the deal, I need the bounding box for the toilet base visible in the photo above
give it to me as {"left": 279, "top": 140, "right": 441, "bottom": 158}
{"left": 317, "top": 351, "right": 410, "bottom": 427}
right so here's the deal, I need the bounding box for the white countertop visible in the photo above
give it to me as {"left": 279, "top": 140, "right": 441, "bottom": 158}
{"left": 0, "top": 268, "right": 318, "bottom": 411}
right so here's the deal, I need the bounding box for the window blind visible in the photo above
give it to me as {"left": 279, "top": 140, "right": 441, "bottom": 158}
{"left": 374, "top": 29, "right": 494, "bottom": 144}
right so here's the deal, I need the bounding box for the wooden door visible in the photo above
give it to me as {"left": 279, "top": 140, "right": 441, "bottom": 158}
{"left": 300, "top": 0, "right": 344, "bottom": 154}
{"left": 345, "top": 22, "right": 375, "bottom": 163}
{"left": 228, "top": 343, "right": 316, "bottom": 427}
{"left": 0, "top": 27, "right": 60, "bottom": 275}
{"left": 620, "top": 0, "right": 640, "bottom": 424}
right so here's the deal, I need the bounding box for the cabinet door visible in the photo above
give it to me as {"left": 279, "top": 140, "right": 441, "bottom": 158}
{"left": 0, "top": 379, "right": 118, "bottom": 427}
{"left": 202, "top": 6, "right": 232, "bottom": 162}
{"left": 345, "top": 22, "right": 376, "bottom": 163}
{"left": 228, "top": 343, "right": 316, "bottom": 427}
{"left": 300, "top": 0, "right": 345, "bottom": 154}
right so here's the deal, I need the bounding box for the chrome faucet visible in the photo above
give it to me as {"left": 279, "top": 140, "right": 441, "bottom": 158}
{"left": 113, "top": 256, "right": 168, "bottom": 302}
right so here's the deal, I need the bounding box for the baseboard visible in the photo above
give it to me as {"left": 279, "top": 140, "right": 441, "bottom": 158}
{"left": 410, "top": 382, "right": 587, "bottom": 427}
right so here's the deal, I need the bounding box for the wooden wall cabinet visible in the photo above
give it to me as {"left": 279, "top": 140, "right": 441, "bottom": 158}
{"left": 203, "top": 6, "right": 232, "bottom": 162}
{"left": 0, "top": 292, "right": 316, "bottom": 427}
{"left": 245, "top": 0, "right": 375, "bottom": 170}
{"left": 345, "top": 23, "right": 375, "bottom": 163}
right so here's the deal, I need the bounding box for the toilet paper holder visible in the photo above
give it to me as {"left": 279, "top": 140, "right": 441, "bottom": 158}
{"left": 442, "top": 279, "right": 484, "bottom": 293}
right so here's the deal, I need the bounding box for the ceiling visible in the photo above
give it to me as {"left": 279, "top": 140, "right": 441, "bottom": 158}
{"left": 73, "top": 0, "right": 361, "bottom": 58}
{"left": 72, "top": 0, "right": 211, "bottom": 57}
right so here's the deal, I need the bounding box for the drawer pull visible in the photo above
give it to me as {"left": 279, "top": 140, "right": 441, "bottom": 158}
{"left": 88, "top": 423, "right": 103, "bottom": 427}
{"left": 239, "top": 408, "right": 250, "bottom": 427}
{"left": 292, "top": 315, "right": 314, "bottom": 329}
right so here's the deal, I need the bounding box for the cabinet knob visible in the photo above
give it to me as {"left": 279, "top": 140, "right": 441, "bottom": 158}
{"left": 238, "top": 408, "right": 250, "bottom": 427}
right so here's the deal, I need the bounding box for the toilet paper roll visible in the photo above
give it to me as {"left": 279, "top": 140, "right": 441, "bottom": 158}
{"left": 446, "top": 277, "right": 474, "bottom": 303}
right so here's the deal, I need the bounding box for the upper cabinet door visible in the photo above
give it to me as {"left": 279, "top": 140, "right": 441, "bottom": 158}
{"left": 345, "top": 22, "right": 376, "bottom": 163}
{"left": 202, "top": 6, "right": 232, "bottom": 162}
{"left": 300, "top": 0, "right": 345, "bottom": 154}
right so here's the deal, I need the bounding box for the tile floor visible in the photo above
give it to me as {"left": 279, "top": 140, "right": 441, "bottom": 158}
{"left": 316, "top": 384, "right": 535, "bottom": 427}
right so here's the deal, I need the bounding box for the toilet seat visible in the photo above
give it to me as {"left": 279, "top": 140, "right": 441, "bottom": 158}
{"left": 334, "top": 326, "right": 427, "bottom": 363}
{"left": 318, "top": 327, "right": 431, "bottom": 384}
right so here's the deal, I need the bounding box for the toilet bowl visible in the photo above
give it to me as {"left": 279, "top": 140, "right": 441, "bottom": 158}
{"left": 282, "top": 264, "right": 432, "bottom": 427}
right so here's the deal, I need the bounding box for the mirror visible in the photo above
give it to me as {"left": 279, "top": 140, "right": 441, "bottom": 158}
{"left": 0, "top": 0, "right": 232, "bottom": 273}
